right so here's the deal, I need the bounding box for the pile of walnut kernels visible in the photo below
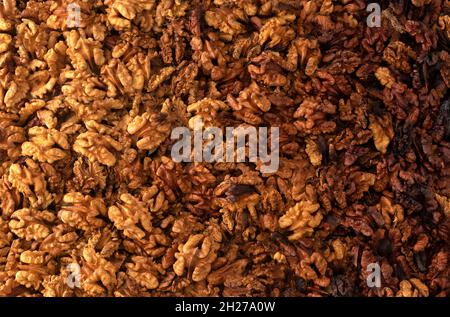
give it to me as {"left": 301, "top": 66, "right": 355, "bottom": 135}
{"left": 0, "top": 0, "right": 449, "bottom": 297}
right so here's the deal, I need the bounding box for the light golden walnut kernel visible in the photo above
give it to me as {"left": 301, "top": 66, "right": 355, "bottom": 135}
{"left": 325, "top": 239, "right": 347, "bottom": 262}
{"left": 218, "top": 192, "right": 260, "bottom": 229}
{"left": 58, "top": 192, "right": 108, "bottom": 231}
{"left": 369, "top": 114, "right": 394, "bottom": 154}
{"left": 379, "top": 196, "right": 405, "bottom": 228}
{"left": 18, "top": 99, "right": 47, "bottom": 125}
{"left": 396, "top": 279, "right": 429, "bottom": 297}
{"left": 8, "top": 208, "right": 54, "bottom": 241}
{"left": 71, "top": 157, "right": 107, "bottom": 192}
{"left": 20, "top": 250, "right": 48, "bottom": 265}
{"left": 173, "top": 221, "right": 222, "bottom": 282}
{"left": 39, "top": 224, "right": 79, "bottom": 257}
{"left": 258, "top": 13, "right": 296, "bottom": 48}
{"left": 102, "top": 55, "right": 150, "bottom": 95}
{"left": 42, "top": 275, "right": 75, "bottom": 297}
{"left": 65, "top": 30, "right": 106, "bottom": 72}
{"left": 21, "top": 126, "right": 69, "bottom": 163}
{"left": 273, "top": 252, "right": 287, "bottom": 264}
{"left": 0, "top": 112, "right": 26, "bottom": 159}
{"left": 279, "top": 185, "right": 323, "bottom": 240}
{"left": 171, "top": 213, "right": 205, "bottom": 238}
{"left": 15, "top": 271, "right": 42, "bottom": 290}
{"left": 0, "top": 16, "right": 13, "bottom": 32}
{"left": 305, "top": 137, "right": 322, "bottom": 166}
{"left": 3, "top": 67, "right": 30, "bottom": 111}
{"left": 126, "top": 256, "right": 163, "bottom": 290}
{"left": 375, "top": 67, "right": 396, "bottom": 88}
{"left": 140, "top": 185, "right": 169, "bottom": 213}
{"left": 7, "top": 159, "right": 54, "bottom": 208}
{"left": 73, "top": 131, "right": 123, "bottom": 167}
{"left": 127, "top": 111, "right": 172, "bottom": 151}
{"left": 28, "top": 70, "right": 58, "bottom": 99}
{"left": 205, "top": 7, "right": 246, "bottom": 36}
{"left": 0, "top": 33, "right": 12, "bottom": 54}
{"left": 155, "top": 0, "right": 189, "bottom": 27}
{"left": 107, "top": 0, "right": 155, "bottom": 30}
{"left": 435, "top": 193, "right": 450, "bottom": 217}
{"left": 81, "top": 246, "right": 118, "bottom": 296}
{"left": 16, "top": 250, "right": 55, "bottom": 292}
{"left": 0, "top": 218, "right": 13, "bottom": 253}
{"left": 108, "top": 193, "right": 152, "bottom": 240}
{"left": 86, "top": 228, "right": 121, "bottom": 258}
{"left": 147, "top": 66, "right": 175, "bottom": 92}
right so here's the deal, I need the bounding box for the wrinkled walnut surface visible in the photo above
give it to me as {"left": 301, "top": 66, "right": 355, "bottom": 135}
{"left": 0, "top": 0, "right": 449, "bottom": 297}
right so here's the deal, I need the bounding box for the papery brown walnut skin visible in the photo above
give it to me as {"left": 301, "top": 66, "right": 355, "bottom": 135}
{"left": 0, "top": 0, "right": 448, "bottom": 297}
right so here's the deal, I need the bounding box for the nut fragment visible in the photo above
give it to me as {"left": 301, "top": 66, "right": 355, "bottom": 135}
{"left": 127, "top": 111, "right": 172, "bottom": 152}
{"left": 59, "top": 192, "right": 107, "bottom": 232}
{"left": 369, "top": 114, "right": 394, "bottom": 154}
{"left": 108, "top": 193, "right": 152, "bottom": 240}
{"left": 21, "top": 127, "right": 69, "bottom": 163}
{"left": 279, "top": 186, "right": 323, "bottom": 240}
{"left": 0, "top": 0, "right": 447, "bottom": 299}
{"left": 173, "top": 222, "right": 222, "bottom": 282}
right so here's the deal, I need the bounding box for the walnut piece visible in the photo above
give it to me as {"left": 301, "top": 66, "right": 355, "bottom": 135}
{"left": 173, "top": 221, "right": 222, "bottom": 282}
{"left": 21, "top": 127, "right": 69, "bottom": 163}
{"left": 279, "top": 186, "right": 323, "bottom": 240}
{"left": 73, "top": 131, "right": 123, "bottom": 167}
